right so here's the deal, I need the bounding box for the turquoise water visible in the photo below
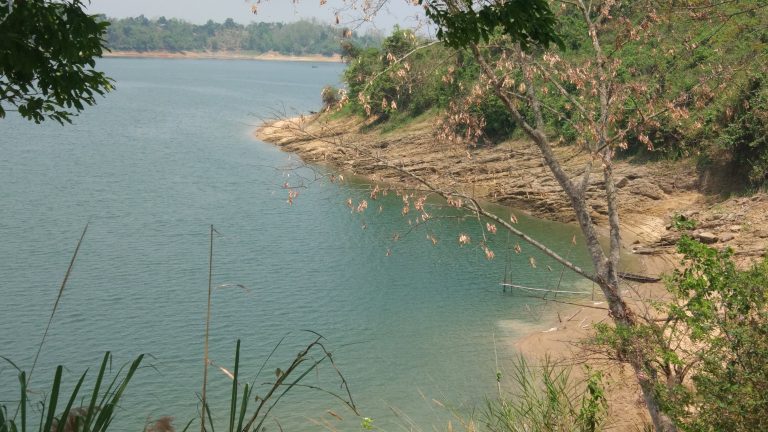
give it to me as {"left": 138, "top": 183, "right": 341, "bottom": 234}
{"left": 0, "top": 58, "right": 593, "bottom": 431}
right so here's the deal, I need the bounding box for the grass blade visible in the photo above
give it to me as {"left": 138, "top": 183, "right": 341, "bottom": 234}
{"left": 84, "top": 352, "right": 110, "bottom": 430}
{"left": 18, "top": 371, "right": 27, "bottom": 431}
{"left": 180, "top": 417, "right": 196, "bottom": 432}
{"left": 42, "top": 366, "right": 63, "bottom": 432}
{"left": 204, "top": 401, "right": 215, "bottom": 432}
{"left": 228, "top": 340, "right": 240, "bottom": 432}
{"left": 57, "top": 370, "right": 87, "bottom": 432}
{"left": 28, "top": 223, "right": 88, "bottom": 386}
{"left": 236, "top": 384, "right": 250, "bottom": 432}
{"left": 201, "top": 224, "right": 214, "bottom": 432}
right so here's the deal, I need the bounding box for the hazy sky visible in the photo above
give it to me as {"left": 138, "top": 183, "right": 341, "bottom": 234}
{"left": 86, "top": 0, "right": 427, "bottom": 31}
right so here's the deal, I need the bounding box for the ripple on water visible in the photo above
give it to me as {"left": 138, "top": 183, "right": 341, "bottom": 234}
{"left": 0, "top": 58, "right": 594, "bottom": 431}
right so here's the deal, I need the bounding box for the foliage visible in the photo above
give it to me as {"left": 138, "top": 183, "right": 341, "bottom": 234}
{"left": 470, "top": 94, "right": 518, "bottom": 143}
{"left": 667, "top": 237, "right": 768, "bottom": 431}
{"left": 670, "top": 214, "right": 697, "bottom": 231}
{"left": 321, "top": 85, "right": 342, "bottom": 111}
{"left": 343, "top": 27, "right": 450, "bottom": 119}
{"left": 103, "top": 16, "right": 381, "bottom": 56}
{"left": 480, "top": 356, "right": 607, "bottom": 432}
{"left": 420, "top": 0, "right": 563, "bottom": 51}
{"left": 340, "top": 27, "right": 518, "bottom": 142}
{"left": 716, "top": 73, "right": 768, "bottom": 187}
{"left": 0, "top": 352, "right": 143, "bottom": 432}
{"left": 594, "top": 237, "right": 768, "bottom": 431}
{"left": 0, "top": 0, "right": 113, "bottom": 124}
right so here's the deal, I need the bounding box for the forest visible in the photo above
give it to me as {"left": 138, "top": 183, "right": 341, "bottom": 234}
{"left": 102, "top": 16, "right": 382, "bottom": 56}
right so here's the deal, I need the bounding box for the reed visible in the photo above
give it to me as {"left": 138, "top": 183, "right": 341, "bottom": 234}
{"left": 477, "top": 355, "right": 607, "bottom": 432}
{"left": 195, "top": 226, "right": 359, "bottom": 432}
{"left": 197, "top": 335, "right": 358, "bottom": 432}
{"left": 1, "top": 352, "right": 143, "bottom": 432}
{"left": 1, "top": 224, "right": 145, "bottom": 432}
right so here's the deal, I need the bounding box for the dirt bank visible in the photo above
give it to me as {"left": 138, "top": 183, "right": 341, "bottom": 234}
{"left": 255, "top": 113, "right": 768, "bottom": 428}
{"left": 104, "top": 50, "right": 342, "bottom": 63}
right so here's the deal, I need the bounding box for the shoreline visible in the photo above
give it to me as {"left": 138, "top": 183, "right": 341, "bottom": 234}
{"left": 252, "top": 113, "right": 767, "bottom": 428}
{"left": 103, "top": 50, "right": 343, "bottom": 63}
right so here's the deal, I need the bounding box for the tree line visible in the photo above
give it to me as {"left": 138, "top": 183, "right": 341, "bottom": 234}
{"left": 102, "top": 15, "right": 382, "bottom": 56}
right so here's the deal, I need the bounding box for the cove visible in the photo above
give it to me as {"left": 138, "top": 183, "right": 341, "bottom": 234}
{"left": 0, "top": 58, "right": 593, "bottom": 431}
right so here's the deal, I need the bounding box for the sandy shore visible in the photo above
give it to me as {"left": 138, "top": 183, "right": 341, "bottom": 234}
{"left": 104, "top": 50, "right": 343, "bottom": 63}
{"left": 254, "top": 114, "right": 768, "bottom": 429}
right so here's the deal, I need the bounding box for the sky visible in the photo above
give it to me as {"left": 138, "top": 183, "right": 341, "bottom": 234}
{"left": 86, "top": 0, "right": 428, "bottom": 32}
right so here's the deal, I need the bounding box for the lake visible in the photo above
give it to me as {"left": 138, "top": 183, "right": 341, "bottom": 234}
{"left": 0, "top": 58, "right": 593, "bottom": 431}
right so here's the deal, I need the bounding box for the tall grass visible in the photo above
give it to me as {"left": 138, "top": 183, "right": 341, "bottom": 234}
{"left": 1, "top": 225, "right": 146, "bottom": 432}
{"left": 1, "top": 353, "right": 143, "bottom": 432}
{"left": 196, "top": 336, "right": 358, "bottom": 432}
{"left": 477, "top": 356, "right": 607, "bottom": 432}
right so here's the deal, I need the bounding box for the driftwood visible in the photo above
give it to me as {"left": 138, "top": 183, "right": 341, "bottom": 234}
{"left": 618, "top": 272, "right": 662, "bottom": 283}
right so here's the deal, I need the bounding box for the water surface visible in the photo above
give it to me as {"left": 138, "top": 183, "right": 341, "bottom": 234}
{"left": 0, "top": 58, "right": 593, "bottom": 430}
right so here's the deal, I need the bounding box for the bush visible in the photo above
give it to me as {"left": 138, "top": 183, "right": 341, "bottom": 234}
{"left": 592, "top": 237, "right": 768, "bottom": 431}
{"left": 472, "top": 95, "right": 518, "bottom": 144}
{"left": 321, "top": 85, "right": 341, "bottom": 111}
{"left": 669, "top": 237, "right": 768, "bottom": 431}
{"left": 717, "top": 74, "right": 768, "bottom": 188}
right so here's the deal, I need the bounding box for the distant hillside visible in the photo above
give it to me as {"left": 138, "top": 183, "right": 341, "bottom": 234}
{"left": 102, "top": 16, "right": 382, "bottom": 57}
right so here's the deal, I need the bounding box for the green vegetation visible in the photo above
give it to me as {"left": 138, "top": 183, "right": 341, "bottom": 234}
{"left": 480, "top": 356, "right": 608, "bottom": 432}
{"left": 1, "top": 353, "right": 143, "bottom": 432}
{"left": 103, "top": 16, "right": 382, "bottom": 56}
{"left": 716, "top": 72, "right": 768, "bottom": 187}
{"left": 340, "top": 27, "right": 518, "bottom": 144}
{"left": 421, "top": 0, "right": 563, "bottom": 51}
{"left": 0, "top": 0, "right": 113, "bottom": 123}
{"left": 338, "top": 2, "right": 768, "bottom": 183}
{"left": 667, "top": 238, "right": 768, "bottom": 431}
{"left": 671, "top": 214, "right": 697, "bottom": 231}
{"left": 593, "top": 237, "right": 768, "bottom": 431}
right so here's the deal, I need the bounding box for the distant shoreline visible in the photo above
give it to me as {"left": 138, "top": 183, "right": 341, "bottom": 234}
{"left": 103, "top": 50, "right": 343, "bottom": 63}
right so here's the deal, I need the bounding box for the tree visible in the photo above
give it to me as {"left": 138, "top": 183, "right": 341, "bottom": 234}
{"left": 415, "top": 2, "right": 762, "bottom": 429}
{"left": 422, "top": 2, "right": 688, "bottom": 430}
{"left": 0, "top": 0, "right": 113, "bottom": 124}
{"left": 259, "top": 1, "right": 765, "bottom": 430}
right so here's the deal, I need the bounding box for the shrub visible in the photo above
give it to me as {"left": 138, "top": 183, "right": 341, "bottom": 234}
{"left": 321, "top": 85, "right": 341, "bottom": 111}
{"left": 592, "top": 237, "right": 768, "bottom": 431}
{"left": 717, "top": 74, "right": 768, "bottom": 188}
